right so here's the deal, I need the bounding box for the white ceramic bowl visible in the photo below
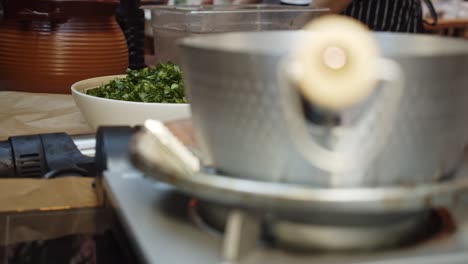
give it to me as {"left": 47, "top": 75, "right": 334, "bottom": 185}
{"left": 71, "top": 75, "right": 191, "bottom": 130}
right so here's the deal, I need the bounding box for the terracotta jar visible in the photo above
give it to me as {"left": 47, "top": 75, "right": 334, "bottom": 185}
{"left": 0, "top": 0, "right": 128, "bottom": 93}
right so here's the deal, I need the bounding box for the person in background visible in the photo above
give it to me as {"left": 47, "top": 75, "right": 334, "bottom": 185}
{"left": 310, "top": 0, "right": 425, "bottom": 33}
{"left": 223, "top": 0, "right": 436, "bottom": 33}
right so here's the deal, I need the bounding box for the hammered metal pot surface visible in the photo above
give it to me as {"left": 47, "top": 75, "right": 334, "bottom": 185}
{"left": 179, "top": 32, "right": 468, "bottom": 187}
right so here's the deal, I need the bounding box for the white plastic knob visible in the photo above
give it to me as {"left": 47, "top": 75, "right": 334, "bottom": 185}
{"left": 289, "top": 15, "right": 380, "bottom": 111}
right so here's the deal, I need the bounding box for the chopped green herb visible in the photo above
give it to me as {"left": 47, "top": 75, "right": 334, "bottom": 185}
{"left": 86, "top": 62, "right": 187, "bottom": 104}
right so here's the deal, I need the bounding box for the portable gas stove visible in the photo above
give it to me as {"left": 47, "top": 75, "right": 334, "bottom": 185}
{"left": 94, "top": 124, "right": 468, "bottom": 264}
{"left": 4, "top": 126, "right": 465, "bottom": 264}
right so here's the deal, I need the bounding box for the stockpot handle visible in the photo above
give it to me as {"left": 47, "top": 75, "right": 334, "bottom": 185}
{"left": 278, "top": 16, "right": 404, "bottom": 179}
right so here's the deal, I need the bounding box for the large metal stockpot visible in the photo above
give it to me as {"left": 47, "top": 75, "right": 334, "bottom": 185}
{"left": 178, "top": 30, "right": 468, "bottom": 188}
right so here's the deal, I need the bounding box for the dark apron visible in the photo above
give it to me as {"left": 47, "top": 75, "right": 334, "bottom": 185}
{"left": 343, "top": 0, "right": 438, "bottom": 33}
